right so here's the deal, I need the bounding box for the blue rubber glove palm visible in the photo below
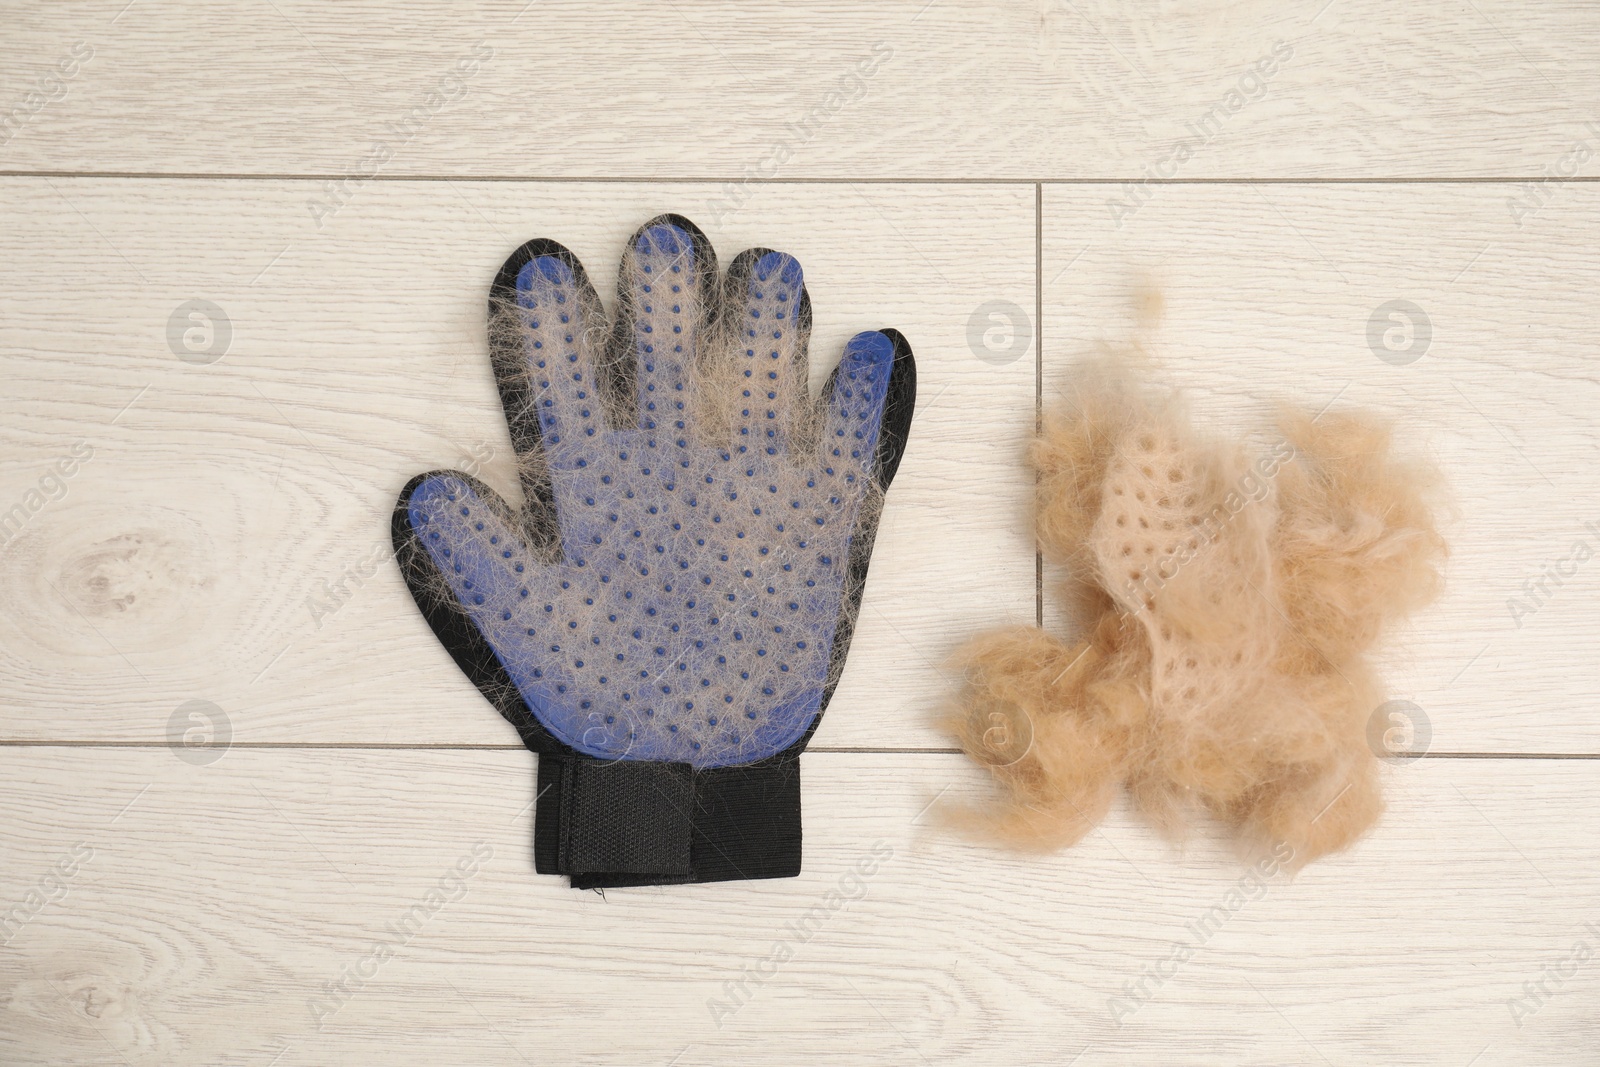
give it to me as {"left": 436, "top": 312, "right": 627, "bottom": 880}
{"left": 394, "top": 215, "right": 915, "bottom": 887}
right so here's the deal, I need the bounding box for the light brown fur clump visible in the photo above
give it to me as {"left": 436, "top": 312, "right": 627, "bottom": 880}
{"left": 947, "top": 360, "right": 1447, "bottom": 867}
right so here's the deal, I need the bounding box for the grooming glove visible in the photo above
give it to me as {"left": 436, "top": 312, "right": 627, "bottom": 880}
{"left": 394, "top": 215, "right": 915, "bottom": 887}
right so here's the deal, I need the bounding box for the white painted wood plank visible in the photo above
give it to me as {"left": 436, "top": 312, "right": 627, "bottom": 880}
{"left": 0, "top": 179, "right": 1036, "bottom": 747}
{"left": 3, "top": 1, "right": 1598, "bottom": 179}
{"left": 1044, "top": 182, "right": 1600, "bottom": 754}
{"left": 1, "top": 748, "right": 1595, "bottom": 1065}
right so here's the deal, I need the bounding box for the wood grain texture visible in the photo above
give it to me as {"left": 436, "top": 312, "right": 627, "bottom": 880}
{"left": 2, "top": 1, "right": 1599, "bottom": 179}
{"left": 1, "top": 748, "right": 1596, "bottom": 1066}
{"left": 1, "top": 5, "right": 1597, "bottom": 1065}
{"left": 1042, "top": 182, "right": 1600, "bottom": 754}
{"left": 0, "top": 179, "right": 1037, "bottom": 747}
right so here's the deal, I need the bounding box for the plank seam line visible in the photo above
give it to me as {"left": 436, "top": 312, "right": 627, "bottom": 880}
{"left": 1035, "top": 180, "right": 1044, "bottom": 630}
{"left": 5, "top": 172, "right": 1600, "bottom": 185}
{"left": 0, "top": 742, "right": 1595, "bottom": 759}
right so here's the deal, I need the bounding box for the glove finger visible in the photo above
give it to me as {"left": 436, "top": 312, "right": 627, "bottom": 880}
{"left": 489, "top": 242, "right": 609, "bottom": 490}
{"left": 393, "top": 468, "right": 561, "bottom": 748}
{"left": 403, "top": 471, "right": 647, "bottom": 759}
{"left": 725, "top": 248, "right": 811, "bottom": 461}
{"left": 816, "top": 329, "right": 916, "bottom": 492}
{"left": 613, "top": 215, "right": 716, "bottom": 437}
{"left": 403, "top": 470, "right": 546, "bottom": 624}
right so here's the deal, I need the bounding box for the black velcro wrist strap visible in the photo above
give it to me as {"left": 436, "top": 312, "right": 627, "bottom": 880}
{"left": 540, "top": 757, "right": 696, "bottom": 884}
{"left": 688, "top": 758, "right": 803, "bottom": 884}
{"left": 533, "top": 754, "right": 803, "bottom": 888}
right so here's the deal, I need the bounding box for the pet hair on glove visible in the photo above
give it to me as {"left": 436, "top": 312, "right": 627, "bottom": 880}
{"left": 394, "top": 214, "right": 916, "bottom": 888}
{"left": 946, "top": 343, "right": 1447, "bottom": 867}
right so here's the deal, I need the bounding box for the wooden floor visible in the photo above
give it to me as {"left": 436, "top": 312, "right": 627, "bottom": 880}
{"left": 3, "top": 3, "right": 1598, "bottom": 1063}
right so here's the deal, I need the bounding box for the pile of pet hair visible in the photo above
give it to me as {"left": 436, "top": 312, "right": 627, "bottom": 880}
{"left": 947, "top": 345, "right": 1447, "bottom": 867}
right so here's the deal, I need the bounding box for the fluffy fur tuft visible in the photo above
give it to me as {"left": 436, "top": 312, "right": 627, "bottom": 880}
{"left": 947, "top": 357, "right": 1447, "bottom": 867}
